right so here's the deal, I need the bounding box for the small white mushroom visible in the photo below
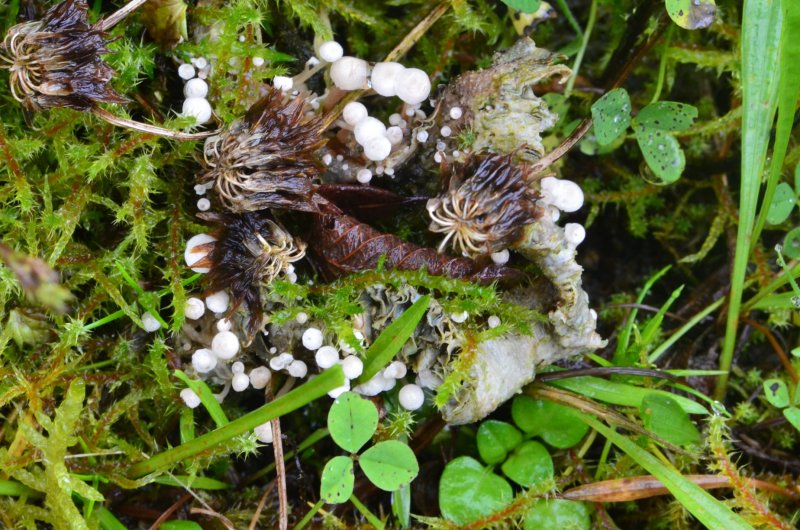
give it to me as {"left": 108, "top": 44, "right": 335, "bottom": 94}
{"left": 540, "top": 177, "right": 585, "bottom": 213}
{"left": 487, "top": 315, "right": 501, "bottom": 329}
{"left": 398, "top": 384, "right": 425, "bottom": 410}
{"left": 216, "top": 318, "right": 233, "bottom": 332}
{"left": 211, "top": 331, "right": 240, "bottom": 359}
{"left": 192, "top": 348, "right": 217, "bottom": 373}
{"left": 254, "top": 421, "right": 273, "bottom": 443}
{"left": 356, "top": 168, "right": 373, "bottom": 184}
{"left": 205, "top": 291, "right": 230, "bottom": 314}
{"left": 232, "top": 372, "right": 250, "bottom": 392}
{"left": 197, "top": 198, "right": 211, "bottom": 211}
{"left": 354, "top": 117, "right": 387, "bottom": 146}
{"left": 249, "top": 367, "right": 272, "bottom": 389}
{"left": 328, "top": 379, "right": 351, "bottom": 398}
{"left": 564, "top": 223, "right": 586, "bottom": 246}
{"left": 363, "top": 136, "right": 392, "bottom": 161}
{"left": 318, "top": 40, "right": 344, "bottom": 63}
{"left": 315, "top": 346, "right": 340, "bottom": 369}
{"left": 394, "top": 68, "right": 431, "bottom": 105}
{"left": 343, "top": 102, "right": 368, "bottom": 126}
{"left": 490, "top": 249, "right": 510, "bottom": 265}
{"left": 178, "top": 63, "right": 195, "bottom": 80}
{"left": 385, "top": 126, "right": 404, "bottom": 145}
{"left": 269, "top": 352, "right": 294, "bottom": 371}
{"left": 287, "top": 360, "right": 308, "bottom": 378}
{"left": 273, "top": 75, "right": 293, "bottom": 91}
{"left": 180, "top": 388, "right": 201, "bottom": 408}
{"left": 184, "top": 297, "right": 205, "bottom": 320}
{"left": 370, "top": 61, "right": 405, "bottom": 97}
{"left": 184, "top": 234, "right": 216, "bottom": 273}
{"left": 182, "top": 97, "right": 212, "bottom": 125}
{"left": 184, "top": 78, "right": 208, "bottom": 98}
{"left": 383, "top": 360, "right": 407, "bottom": 379}
{"left": 341, "top": 355, "right": 364, "bottom": 379}
{"left": 330, "top": 57, "right": 369, "bottom": 90}
{"left": 141, "top": 312, "right": 162, "bottom": 333}
{"left": 302, "top": 327, "right": 324, "bottom": 350}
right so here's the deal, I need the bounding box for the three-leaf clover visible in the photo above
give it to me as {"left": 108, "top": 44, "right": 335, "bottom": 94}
{"left": 763, "top": 378, "right": 800, "bottom": 433}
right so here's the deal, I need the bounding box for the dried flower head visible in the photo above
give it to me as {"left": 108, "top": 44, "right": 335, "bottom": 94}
{"left": 0, "top": 0, "right": 125, "bottom": 111}
{"left": 199, "top": 211, "right": 306, "bottom": 334}
{"left": 201, "top": 89, "right": 326, "bottom": 213}
{"left": 427, "top": 154, "right": 541, "bottom": 258}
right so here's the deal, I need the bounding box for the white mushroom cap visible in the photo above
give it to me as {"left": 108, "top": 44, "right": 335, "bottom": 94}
{"left": 216, "top": 318, "right": 232, "bottom": 332}
{"left": 354, "top": 117, "right": 387, "bottom": 146}
{"left": 394, "top": 68, "right": 431, "bottom": 105}
{"left": 205, "top": 291, "right": 230, "bottom": 314}
{"left": 383, "top": 361, "right": 407, "bottom": 379}
{"left": 211, "top": 331, "right": 240, "bottom": 359}
{"left": 343, "top": 102, "right": 368, "bottom": 126}
{"left": 287, "top": 360, "right": 308, "bottom": 378}
{"left": 295, "top": 311, "right": 309, "bottom": 324}
{"left": 192, "top": 348, "right": 217, "bottom": 373}
{"left": 398, "top": 384, "right": 425, "bottom": 410}
{"left": 385, "top": 126, "right": 403, "bottom": 145}
{"left": 184, "top": 234, "right": 216, "bottom": 273}
{"left": 564, "top": 223, "right": 586, "bottom": 246}
{"left": 356, "top": 168, "right": 373, "bottom": 184}
{"left": 330, "top": 57, "right": 369, "bottom": 90}
{"left": 182, "top": 97, "right": 212, "bottom": 125}
{"left": 184, "top": 78, "right": 208, "bottom": 98}
{"left": 185, "top": 297, "right": 205, "bottom": 320}
{"left": 273, "top": 75, "right": 293, "bottom": 91}
{"left": 315, "top": 346, "right": 340, "bottom": 369}
{"left": 141, "top": 312, "right": 162, "bottom": 332}
{"left": 249, "top": 366, "right": 272, "bottom": 389}
{"left": 328, "top": 379, "right": 351, "bottom": 398}
{"left": 540, "top": 177, "right": 585, "bottom": 213}
{"left": 318, "top": 40, "right": 344, "bottom": 63}
{"left": 341, "top": 355, "right": 364, "bottom": 379}
{"left": 254, "top": 421, "right": 273, "bottom": 443}
{"left": 231, "top": 361, "right": 245, "bottom": 374}
{"left": 487, "top": 315, "right": 501, "bottom": 328}
{"left": 232, "top": 372, "right": 250, "bottom": 392}
{"left": 269, "top": 352, "right": 294, "bottom": 370}
{"left": 370, "top": 62, "right": 405, "bottom": 97}
{"left": 363, "top": 136, "right": 392, "bottom": 161}
{"left": 302, "top": 327, "right": 324, "bottom": 350}
{"left": 180, "top": 388, "right": 201, "bottom": 408}
{"left": 490, "top": 249, "right": 510, "bottom": 265}
{"left": 178, "top": 63, "right": 195, "bottom": 80}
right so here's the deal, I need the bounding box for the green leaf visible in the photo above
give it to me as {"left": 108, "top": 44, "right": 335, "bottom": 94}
{"left": 783, "top": 407, "right": 800, "bottom": 432}
{"left": 665, "top": 0, "right": 716, "bottom": 30}
{"left": 591, "top": 88, "right": 632, "bottom": 146}
{"left": 392, "top": 483, "right": 411, "bottom": 528}
{"left": 477, "top": 420, "right": 523, "bottom": 464}
{"left": 579, "top": 414, "right": 754, "bottom": 530}
{"left": 783, "top": 227, "right": 800, "bottom": 259}
{"left": 320, "top": 456, "right": 355, "bottom": 503}
{"left": 633, "top": 124, "right": 686, "bottom": 183}
{"left": 763, "top": 378, "right": 790, "bottom": 408}
{"left": 639, "top": 394, "right": 701, "bottom": 446}
{"left": 501, "top": 441, "right": 553, "bottom": 487}
{"left": 174, "top": 370, "right": 229, "bottom": 428}
{"left": 547, "top": 376, "right": 707, "bottom": 415}
{"left": 511, "top": 396, "right": 590, "bottom": 448}
{"left": 328, "top": 392, "right": 378, "bottom": 453}
{"left": 501, "top": 0, "right": 541, "bottom": 13}
{"left": 356, "top": 295, "right": 430, "bottom": 384}
{"left": 766, "top": 182, "right": 797, "bottom": 224}
{"left": 439, "top": 456, "right": 513, "bottom": 526}
{"left": 160, "top": 522, "right": 203, "bottom": 530}
{"left": 524, "top": 499, "right": 591, "bottom": 530}
{"left": 359, "top": 440, "right": 419, "bottom": 491}
{"left": 633, "top": 102, "right": 698, "bottom": 132}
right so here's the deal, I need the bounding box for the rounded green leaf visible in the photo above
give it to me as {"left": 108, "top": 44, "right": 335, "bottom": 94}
{"left": 666, "top": 0, "right": 716, "bottom": 30}
{"left": 783, "top": 227, "right": 800, "bottom": 259}
{"left": 783, "top": 407, "right": 800, "bottom": 432}
{"left": 633, "top": 102, "right": 698, "bottom": 132}
{"left": 763, "top": 379, "right": 790, "bottom": 409}
{"left": 501, "top": 441, "right": 553, "bottom": 487}
{"left": 591, "top": 88, "right": 632, "bottom": 146}
{"left": 477, "top": 420, "right": 523, "bottom": 464}
{"left": 501, "top": 0, "right": 542, "bottom": 14}
{"left": 320, "top": 455, "right": 355, "bottom": 503}
{"left": 327, "top": 392, "right": 378, "bottom": 453}
{"left": 524, "top": 499, "right": 591, "bottom": 530}
{"left": 633, "top": 125, "right": 685, "bottom": 183}
{"left": 439, "top": 456, "right": 513, "bottom": 526}
{"left": 640, "top": 393, "right": 701, "bottom": 446}
{"left": 359, "top": 440, "right": 419, "bottom": 491}
{"left": 766, "top": 182, "right": 797, "bottom": 225}
{"left": 511, "top": 396, "right": 589, "bottom": 448}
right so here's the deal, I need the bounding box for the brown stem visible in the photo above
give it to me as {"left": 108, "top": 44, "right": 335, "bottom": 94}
{"left": 742, "top": 318, "right": 799, "bottom": 383}
{"left": 92, "top": 107, "right": 218, "bottom": 141}
{"left": 97, "top": 0, "right": 149, "bottom": 32}
{"left": 272, "top": 418, "right": 288, "bottom": 530}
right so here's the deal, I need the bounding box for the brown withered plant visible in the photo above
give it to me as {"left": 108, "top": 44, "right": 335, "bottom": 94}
{"left": 427, "top": 154, "right": 542, "bottom": 258}
{"left": 201, "top": 89, "right": 326, "bottom": 213}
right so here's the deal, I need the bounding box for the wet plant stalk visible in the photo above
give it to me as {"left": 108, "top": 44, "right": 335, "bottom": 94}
{"left": 96, "top": 0, "right": 149, "bottom": 31}
{"left": 93, "top": 107, "right": 218, "bottom": 140}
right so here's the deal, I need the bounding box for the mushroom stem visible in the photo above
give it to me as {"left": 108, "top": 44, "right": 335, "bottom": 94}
{"left": 92, "top": 107, "right": 218, "bottom": 141}
{"left": 96, "top": 0, "right": 149, "bottom": 32}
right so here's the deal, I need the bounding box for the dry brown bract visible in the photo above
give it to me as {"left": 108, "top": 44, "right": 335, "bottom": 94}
{"left": 0, "top": 0, "right": 125, "bottom": 111}
{"left": 201, "top": 89, "right": 326, "bottom": 213}
{"left": 427, "top": 154, "right": 542, "bottom": 258}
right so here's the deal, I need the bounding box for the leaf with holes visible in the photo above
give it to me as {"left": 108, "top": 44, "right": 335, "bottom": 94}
{"left": 477, "top": 420, "right": 522, "bottom": 464}
{"left": 439, "top": 456, "right": 513, "bottom": 525}
{"left": 327, "top": 392, "right": 378, "bottom": 453}
{"left": 359, "top": 440, "right": 419, "bottom": 491}
{"left": 633, "top": 124, "right": 685, "bottom": 183}
{"left": 763, "top": 379, "right": 790, "bottom": 409}
{"left": 634, "top": 102, "right": 698, "bottom": 132}
{"left": 591, "top": 88, "right": 632, "bottom": 146}
{"left": 320, "top": 455, "right": 355, "bottom": 503}
{"left": 666, "top": 0, "right": 716, "bottom": 30}
{"left": 501, "top": 441, "right": 553, "bottom": 487}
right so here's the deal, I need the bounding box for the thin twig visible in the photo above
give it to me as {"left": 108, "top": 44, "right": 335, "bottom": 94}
{"left": 188, "top": 508, "right": 236, "bottom": 530}
{"left": 148, "top": 493, "right": 192, "bottom": 530}
{"left": 742, "top": 318, "right": 799, "bottom": 383}
{"left": 97, "top": 0, "right": 149, "bottom": 32}
{"left": 248, "top": 480, "right": 277, "bottom": 530}
{"left": 93, "top": 107, "right": 219, "bottom": 141}
{"left": 272, "top": 417, "right": 288, "bottom": 530}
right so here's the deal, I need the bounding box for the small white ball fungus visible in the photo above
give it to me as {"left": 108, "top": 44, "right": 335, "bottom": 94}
{"left": 356, "top": 168, "right": 373, "bottom": 184}
{"left": 540, "top": 177, "right": 585, "bottom": 213}
{"left": 194, "top": 184, "right": 207, "bottom": 195}
{"left": 269, "top": 353, "right": 294, "bottom": 371}
{"left": 287, "top": 360, "right": 308, "bottom": 378}
{"left": 180, "top": 388, "right": 201, "bottom": 408}
{"left": 178, "top": 63, "right": 195, "bottom": 80}
{"left": 197, "top": 198, "right": 211, "bottom": 211}
{"left": 490, "top": 249, "right": 510, "bottom": 265}
{"left": 141, "top": 312, "right": 162, "bottom": 333}
{"left": 564, "top": 223, "right": 586, "bottom": 246}
{"left": 363, "top": 136, "right": 392, "bottom": 161}
{"left": 343, "top": 101, "right": 368, "bottom": 126}
{"left": 192, "top": 348, "right": 217, "bottom": 373}
{"left": 231, "top": 361, "right": 245, "bottom": 374}
{"left": 254, "top": 421, "right": 273, "bottom": 443}
{"left": 328, "top": 379, "right": 350, "bottom": 398}
{"left": 205, "top": 291, "right": 230, "bottom": 314}
{"left": 341, "top": 355, "right": 364, "bottom": 379}
{"left": 399, "top": 384, "right": 425, "bottom": 410}
{"left": 354, "top": 117, "right": 386, "bottom": 145}
{"left": 249, "top": 366, "right": 271, "bottom": 389}
{"left": 232, "top": 373, "right": 250, "bottom": 392}
{"left": 383, "top": 361, "right": 407, "bottom": 379}
{"left": 318, "top": 40, "right": 344, "bottom": 63}
{"left": 182, "top": 97, "right": 212, "bottom": 125}
{"left": 302, "top": 327, "right": 324, "bottom": 350}
{"left": 184, "top": 234, "right": 216, "bottom": 273}
{"left": 252, "top": 56, "right": 264, "bottom": 67}
{"left": 211, "top": 331, "right": 240, "bottom": 359}
{"left": 185, "top": 297, "right": 205, "bottom": 320}
{"left": 216, "top": 318, "right": 232, "bottom": 332}
{"left": 330, "top": 57, "right": 368, "bottom": 90}
{"left": 273, "top": 75, "right": 293, "bottom": 91}
{"left": 449, "top": 107, "right": 463, "bottom": 120}
{"left": 194, "top": 57, "right": 208, "bottom": 69}
{"left": 322, "top": 153, "right": 333, "bottom": 165}
{"left": 389, "top": 113, "right": 403, "bottom": 126}
{"left": 450, "top": 311, "right": 468, "bottom": 323}
{"left": 296, "top": 311, "right": 309, "bottom": 324}
{"left": 440, "top": 126, "right": 452, "bottom": 137}
{"left": 416, "top": 131, "right": 429, "bottom": 143}
{"left": 184, "top": 78, "right": 208, "bottom": 98}
{"left": 394, "top": 68, "right": 431, "bottom": 105}
{"left": 487, "top": 315, "right": 501, "bottom": 328}
{"left": 370, "top": 61, "right": 405, "bottom": 97}
{"left": 315, "top": 346, "right": 339, "bottom": 369}
{"left": 385, "top": 126, "right": 403, "bottom": 145}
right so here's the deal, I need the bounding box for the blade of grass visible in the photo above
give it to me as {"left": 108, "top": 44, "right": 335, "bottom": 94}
{"left": 94, "top": 506, "right": 129, "bottom": 530}
{"left": 614, "top": 266, "right": 671, "bottom": 365}
{"left": 174, "top": 370, "right": 229, "bottom": 428}
{"left": 356, "top": 295, "right": 430, "bottom": 384}
{"left": 717, "top": 0, "right": 783, "bottom": 400}
{"left": 648, "top": 297, "right": 724, "bottom": 364}
{"left": 350, "top": 493, "right": 385, "bottom": 530}
{"left": 128, "top": 365, "right": 344, "bottom": 478}
{"left": 578, "top": 414, "right": 754, "bottom": 530}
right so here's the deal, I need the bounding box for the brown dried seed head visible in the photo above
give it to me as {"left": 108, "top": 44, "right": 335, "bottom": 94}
{"left": 0, "top": 0, "right": 125, "bottom": 111}
{"left": 427, "top": 154, "right": 542, "bottom": 258}
{"left": 201, "top": 89, "right": 326, "bottom": 213}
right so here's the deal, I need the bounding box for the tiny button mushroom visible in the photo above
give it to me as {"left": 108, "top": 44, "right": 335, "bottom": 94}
{"left": 383, "top": 360, "right": 407, "bottom": 379}
{"left": 232, "top": 372, "right": 250, "bottom": 392}
{"left": 141, "top": 312, "right": 162, "bottom": 332}
{"left": 356, "top": 168, "right": 373, "bottom": 184}
{"left": 216, "top": 318, "right": 233, "bottom": 332}
{"left": 295, "top": 311, "right": 309, "bottom": 324}
{"left": 328, "top": 379, "right": 351, "bottom": 398}
{"left": 182, "top": 97, "right": 212, "bottom": 125}
{"left": 487, "top": 315, "right": 502, "bottom": 328}
{"left": 354, "top": 117, "right": 387, "bottom": 146}
{"left": 370, "top": 61, "right": 405, "bottom": 97}
{"left": 315, "top": 346, "right": 340, "bottom": 369}
{"left": 180, "top": 388, "right": 201, "bottom": 408}
{"left": 318, "top": 40, "right": 344, "bottom": 63}
{"left": 363, "top": 136, "right": 392, "bottom": 161}
{"left": 249, "top": 366, "right": 272, "bottom": 389}
{"left": 211, "top": 331, "right": 240, "bottom": 359}
{"left": 394, "top": 68, "right": 431, "bottom": 105}
{"left": 254, "top": 421, "right": 273, "bottom": 443}
{"left": 564, "top": 223, "right": 587, "bottom": 246}
{"left": 398, "top": 384, "right": 425, "bottom": 410}
{"left": 192, "top": 348, "right": 217, "bottom": 373}
{"left": 273, "top": 75, "right": 293, "bottom": 91}
{"left": 302, "top": 327, "right": 324, "bottom": 350}
{"left": 385, "top": 126, "right": 403, "bottom": 145}
{"left": 184, "top": 234, "right": 216, "bottom": 273}
{"left": 183, "top": 78, "right": 208, "bottom": 98}
{"left": 343, "top": 101, "right": 368, "bottom": 126}
{"left": 269, "top": 352, "right": 294, "bottom": 371}
{"left": 205, "top": 291, "right": 230, "bottom": 313}
{"left": 287, "top": 360, "right": 308, "bottom": 378}
{"left": 491, "top": 249, "right": 510, "bottom": 265}
{"left": 184, "top": 297, "right": 205, "bottom": 320}
{"left": 330, "top": 57, "right": 369, "bottom": 90}
{"left": 178, "top": 63, "right": 196, "bottom": 80}
{"left": 341, "top": 355, "right": 364, "bottom": 379}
